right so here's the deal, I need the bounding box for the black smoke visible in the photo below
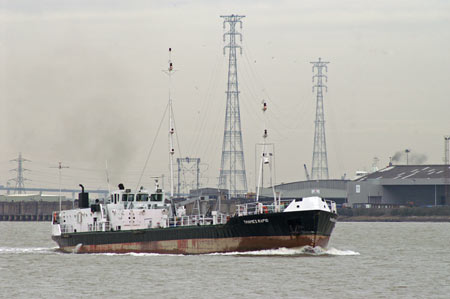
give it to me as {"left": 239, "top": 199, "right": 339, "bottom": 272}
{"left": 391, "top": 150, "right": 428, "bottom": 165}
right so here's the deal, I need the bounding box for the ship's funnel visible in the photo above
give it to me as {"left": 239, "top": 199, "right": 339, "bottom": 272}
{"left": 78, "top": 184, "right": 89, "bottom": 208}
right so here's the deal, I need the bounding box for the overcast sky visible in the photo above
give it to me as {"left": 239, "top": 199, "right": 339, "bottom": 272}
{"left": 1, "top": 0, "right": 449, "bottom": 193}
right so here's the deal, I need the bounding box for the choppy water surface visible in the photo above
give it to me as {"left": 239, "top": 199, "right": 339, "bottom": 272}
{"left": 1, "top": 222, "right": 449, "bottom": 298}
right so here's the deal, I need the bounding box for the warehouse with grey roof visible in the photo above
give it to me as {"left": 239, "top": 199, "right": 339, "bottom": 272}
{"left": 347, "top": 165, "right": 450, "bottom": 207}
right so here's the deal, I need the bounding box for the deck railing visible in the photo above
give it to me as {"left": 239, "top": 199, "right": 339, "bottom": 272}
{"left": 88, "top": 222, "right": 111, "bottom": 232}
{"left": 61, "top": 222, "right": 111, "bottom": 233}
{"left": 168, "top": 212, "right": 229, "bottom": 227}
{"left": 236, "top": 199, "right": 337, "bottom": 216}
{"left": 58, "top": 200, "right": 337, "bottom": 233}
{"left": 236, "top": 200, "right": 291, "bottom": 216}
{"left": 60, "top": 224, "right": 73, "bottom": 233}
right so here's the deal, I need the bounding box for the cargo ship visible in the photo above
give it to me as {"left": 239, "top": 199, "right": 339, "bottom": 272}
{"left": 51, "top": 183, "right": 337, "bottom": 254}
{"left": 51, "top": 49, "right": 337, "bottom": 254}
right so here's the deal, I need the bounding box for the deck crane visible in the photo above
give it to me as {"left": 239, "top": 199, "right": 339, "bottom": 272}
{"left": 304, "top": 164, "right": 311, "bottom": 181}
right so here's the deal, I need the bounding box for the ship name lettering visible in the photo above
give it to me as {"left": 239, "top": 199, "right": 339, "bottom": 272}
{"left": 243, "top": 219, "right": 269, "bottom": 224}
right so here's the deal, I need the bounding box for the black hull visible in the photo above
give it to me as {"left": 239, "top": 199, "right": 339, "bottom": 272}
{"left": 52, "top": 210, "right": 337, "bottom": 254}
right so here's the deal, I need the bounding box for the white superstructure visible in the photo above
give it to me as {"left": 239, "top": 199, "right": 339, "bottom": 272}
{"left": 52, "top": 184, "right": 172, "bottom": 236}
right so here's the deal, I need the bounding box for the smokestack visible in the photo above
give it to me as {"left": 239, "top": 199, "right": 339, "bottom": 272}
{"left": 78, "top": 184, "right": 89, "bottom": 208}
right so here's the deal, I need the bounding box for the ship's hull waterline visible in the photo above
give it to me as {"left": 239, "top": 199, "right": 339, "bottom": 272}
{"left": 53, "top": 210, "right": 336, "bottom": 254}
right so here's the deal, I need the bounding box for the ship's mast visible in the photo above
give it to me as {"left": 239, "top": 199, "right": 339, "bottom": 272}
{"left": 255, "top": 101, "right": 276, "bottom": 203}
{"left": 51, "top": 162, "right": 69, "bottom": 212}
{"left": 166, "top": 48, "right": 175, "bottom": 197}
{"left": 134, "top": 48, "right": 178, "bottom": 196}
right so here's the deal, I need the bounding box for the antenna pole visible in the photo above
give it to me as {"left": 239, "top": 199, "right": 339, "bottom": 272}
{"left": 105, "top": 160, "right": 111, "bottom": 194}
{"left": 255, "top": 101, "right": 276, "bottom": 203}
{"left": 445, "top": 136, "right": 450, "bottom": 206}
{"left": 256, "top": 101, "right": 267, "bottom": 202}
{"left": 51, "top": 162, "right": 69, "bottom": 212}
{"left": 164, "top": 48, "right": 176, "bottom": 198}
{"left": 444, "top": 136, "right": 450, "bottom": 165}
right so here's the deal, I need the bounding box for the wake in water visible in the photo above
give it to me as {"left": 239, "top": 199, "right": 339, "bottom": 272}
{"left": 97, "top": 252, "right": 185, "bottom": 257}
{"left": 207, "top": 246, "right": 360, "bottom": 257}
{"left": 0, "top": 246, "right": 359, "bottom": 257}
{"left": 0, "top": 246, "right": 59, "bottom": 254}
{"left": 74, "top": 247, "right": 359, "bottom": 257}
{"left": 77, "top": 247, "right": 360, "bottom": 257}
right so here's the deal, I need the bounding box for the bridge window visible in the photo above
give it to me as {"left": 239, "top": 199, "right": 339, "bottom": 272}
{"left": 136, "top": 194, "right": 149, "bottom": 202}
{"left": 150, "top": 193, "right": 163, "bottom": 202}
{"left": 122, "top": 194, "right": 134, "bottom": 202}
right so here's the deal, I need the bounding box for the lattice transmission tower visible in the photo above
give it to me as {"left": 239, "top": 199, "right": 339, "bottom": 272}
{"left": 310, "top": 58, "right": 330, "bottom": 180}
{"left": 9, "top": 152, "right": 30, "bottom": 194}
{"left": 218, "top": 14, "right": 248, "bottom": 198}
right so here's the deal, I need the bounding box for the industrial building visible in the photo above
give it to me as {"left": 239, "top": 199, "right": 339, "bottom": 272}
{"left": 188, "top": 188, "right": 229, "bottom": 201}
{"left": 347, "top": 165, "right": 450, "bottom": 207}
{"left": 256, "top": 164, "right": 450, "bottom": 209}
{"left": 175, "top": 188, "right": 237, "bottom": 216}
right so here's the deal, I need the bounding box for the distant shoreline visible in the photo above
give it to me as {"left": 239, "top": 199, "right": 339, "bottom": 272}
{"left": 338, "top": 215, "right": 450, "bottom": 222}
{"left": 337, "top": 206, "right": 450, "bottom": 222}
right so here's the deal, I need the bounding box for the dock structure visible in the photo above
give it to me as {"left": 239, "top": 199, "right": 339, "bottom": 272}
{"left": 0, "top": 200, "right": 73, "bottom": 221}
{"left": 0, "top": 191, "right": 106, "bottom": 221}
{"left": 0, "top": 186, "right": 108, "bottom": 197}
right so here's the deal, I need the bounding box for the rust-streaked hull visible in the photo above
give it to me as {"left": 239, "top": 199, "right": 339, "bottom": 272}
{"left": 58, "top": 235, "right": 331, "bottom": 254}
{"left": 53, "top": 210, "right": 336, "bottom": 254}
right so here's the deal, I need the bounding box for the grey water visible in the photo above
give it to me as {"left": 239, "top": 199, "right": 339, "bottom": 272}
{"left": 1, "top": 222, "right": 449, "bottom": 299}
